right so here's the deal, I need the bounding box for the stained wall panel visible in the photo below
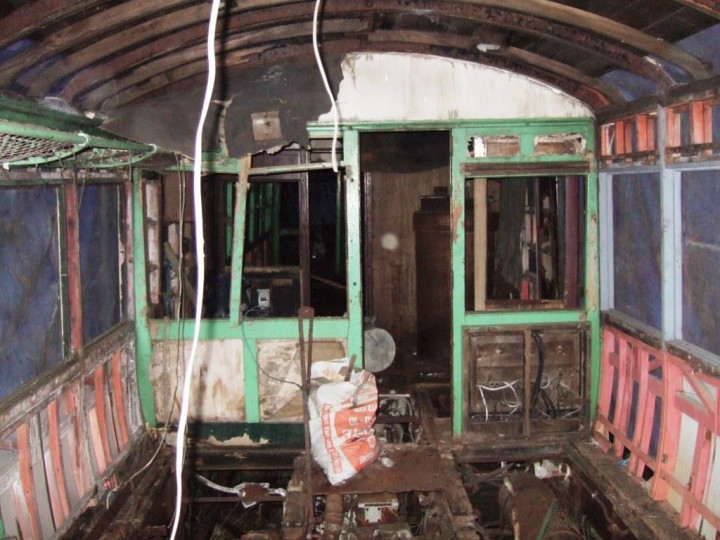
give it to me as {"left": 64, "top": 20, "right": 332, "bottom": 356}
{"left": 79, "top": 184, "right": 121, "bottom": 344}
{"left": 0, "top": 187, "right": 62, "bottom": 399}
{"left": 612, "top": 173, "right": 662, "bottom": 328}
{"left": 682, "top": 169, "right": 720, "bottom": 355}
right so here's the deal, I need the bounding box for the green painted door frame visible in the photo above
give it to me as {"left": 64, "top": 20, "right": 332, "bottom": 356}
{"left": 133, "top": 119, "right": 599, "bottom": 439}
{"left": 449, "top": 121, "right": 600, "bottom": 436}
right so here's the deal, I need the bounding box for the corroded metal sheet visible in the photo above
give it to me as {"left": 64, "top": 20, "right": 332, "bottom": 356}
{"left": 309, "top": 444, "right": 447, "bottom": 495}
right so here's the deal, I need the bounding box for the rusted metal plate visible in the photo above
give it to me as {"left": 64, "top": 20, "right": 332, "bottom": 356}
{"left": 308, "top": 444, "right": 447, "bottom": 495}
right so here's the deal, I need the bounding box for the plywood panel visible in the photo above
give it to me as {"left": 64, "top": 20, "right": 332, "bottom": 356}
{"left": 256, "top": 339, "right": 347, "bottom": 421}
{"left": 150, "top": 339, "right": 245, "bottom": 423}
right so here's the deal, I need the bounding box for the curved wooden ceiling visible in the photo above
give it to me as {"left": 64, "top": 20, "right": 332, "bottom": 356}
{"left": 0, "top": 0, "right": 718, "bottom": 114}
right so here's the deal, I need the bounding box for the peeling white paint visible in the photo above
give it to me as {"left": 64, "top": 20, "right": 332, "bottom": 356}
{"left": 319, "top": 53, "right": 593, "bottom": 122}
{"left": 257, "top": 339, "right": 346, "bottom": 421}
{"left": 667, "top": 413, "right": 699, "bottom": 513}
{"left": 206, "top": 434, "right": 270, "bottom": 447}
{"left": 151, "top": 340, "right": 245, "bottom": 423}
{"left": 700, "top": 434, "right": 720, "bottom": 539}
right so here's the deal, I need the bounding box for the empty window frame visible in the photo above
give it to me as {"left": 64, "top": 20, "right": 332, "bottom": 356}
{"left": 681, "top": 169, "right": 720, "bottom": 355}
{"left": 146, "top": 173, "right": 236, "bottom": 319}
{"left": 466, "top": 176, "right": 586, "bottom": 310}
{"left": 242, "top": 169, "right": 347, "bottom": 318}
{"left": 0, "top": 186, "right": 63, "bottom": 399}
{"left": 611, "top": 173, "right": 662, "bottom": 330}
{"left": 79, "top": 182, "right": 125, "bottom": 343}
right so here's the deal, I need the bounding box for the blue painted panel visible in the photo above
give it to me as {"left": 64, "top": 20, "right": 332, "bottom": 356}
{"left": 0, "top": 187, "right": 62, "bottom": 399}
{"left": 79, "top": 184, "right": 121, "bottom": 344}
{"left": 612, "top": 173, "right": 662, "bottom": 329}
{"left": 682, "top": 170, "right": 720, "bottom": 355}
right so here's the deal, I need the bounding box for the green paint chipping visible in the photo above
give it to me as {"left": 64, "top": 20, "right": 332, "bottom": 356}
{"left": 243, "top": 338, "right": 260, "bottom": 422}
{"left": 343, "top": 129, "right": 364, "bottom": 365}
{"left": 449, "top": 118, "right": 599, "bottom": 437}
{"left": 229, "top": 158, "right": 249, "bottom": 324}
{"left": 188, "top": 422, "right": 305, "bottom": 448}
{"left": 132, "top": 171, "right": 157, "bottom": 427}
{"left": 138, "top": 119, "right": 599, "bottom": 440}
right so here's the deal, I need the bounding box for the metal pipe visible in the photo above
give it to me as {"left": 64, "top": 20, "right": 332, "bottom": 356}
{"left": 0, "top": 121, "right": 152, "bottom": 152}
{"left": 322, "top": 493, "right": 343, "bottom": 540}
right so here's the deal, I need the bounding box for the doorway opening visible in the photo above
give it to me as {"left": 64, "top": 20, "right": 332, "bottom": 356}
{"left": 359, "top": 131, "right": 452, "bottom": 387}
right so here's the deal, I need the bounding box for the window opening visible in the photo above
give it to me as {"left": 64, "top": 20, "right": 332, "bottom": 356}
{"left": 146, "top": 173, "right": 235, "bottom": 319}
{"left": 242, "top": 149, "right": 347, "bottom": 319}
{"left": 466, "top": 176, "right": 586, "bottom": 310}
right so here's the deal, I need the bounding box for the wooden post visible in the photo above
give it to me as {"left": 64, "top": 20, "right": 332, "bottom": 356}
{"left": 564, "top": 177, "right": 579, "bottom": 307}
{"left": 523, "top": 329, "right": 532, "bottom": 437}
{"left": 47, "top": 400, "right": 71, "bottom": 526}
{"left": 636, "top": 114, "right": 650, "bottom": 152}
{"left": 299, "top": 151, "right": 311, "bottom": 308}
{"left": 64, "top": 181, "right": 84, "bottom": 351}
{"left": 17, "top": 422, "right": 42, "bottom": 539}
{"left": 615, "top": 120, "right": 626, "bottom": 155}
{"left": 473, "top": 178, "right": 487, "bottom": 311}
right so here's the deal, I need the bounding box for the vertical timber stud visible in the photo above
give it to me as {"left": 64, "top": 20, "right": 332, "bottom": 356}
{"left": 585, "top": 133, "right": 602, "bottom": 417}
{"left": 344, "top": 130, "right": 363, "bottom": 362}
{"left": 473, "top": 179, "right": 487, "bottom": 311}
{"left": 659, "top": 107, "right": 682, "bottom": 341}
{"left": 17, "top": 422, "right": 41, "bottom": 540}
{"left": 231, "top": 156, "right": 261, "bottom": 422}
{"left": 299, "top": 151, "right": 311, "bottom": 307}
{"left": 451, "top": 128, "right": 465, "bottom": 436}
{"left": 132, "top": 169, "right": 157, "bottom": 426}
{"left": 598, "top": 172, "right": 614, "bottom": 311}
{"left": 47, "top": 399, "right": 71, "bottom": 526}
{"left": 64, "top": 177, "right": 84, "bottom": 352}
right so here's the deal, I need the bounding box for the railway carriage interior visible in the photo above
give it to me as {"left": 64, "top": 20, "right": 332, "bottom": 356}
{"left": 2, "top": 1, "right": 720, "bottom": 538}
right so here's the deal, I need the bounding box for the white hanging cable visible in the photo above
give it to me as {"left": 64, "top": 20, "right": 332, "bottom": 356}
{"left": 312, "top": 0, "right": 339, "bottom": 172}
{"left": 169, "top": 0, "right": 221, "bottom": 537}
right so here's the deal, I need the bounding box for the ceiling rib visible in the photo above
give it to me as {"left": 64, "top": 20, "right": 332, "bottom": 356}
{"left": 230, "top": 0, "right": 710, "bottom": 79}
{"left": 0, "top": 0, "right": 712, "bottom": 112}
{"left": 0, "top": 0, "right": 107, "bottom": 49}
{"left": 79, "top": 19, "right": 369, "bottom": 109}
{"left": 61, "top": 2, "right": 675, "bottom": 109}
{"left": 100, "top": 39, "right": 611, "bottom": 112}
{"left": 0, "top": 0, "right": 195, "bottom": 87}
{"left": 26, "top": 3, "right": 213, "bottom": 97}
{"left": 672, "top": 0, "right": 720, "bottom": 19}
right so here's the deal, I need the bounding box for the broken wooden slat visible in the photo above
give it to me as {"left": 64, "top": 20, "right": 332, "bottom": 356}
{"left": 681, "top": 425, "right": 713, "bottom": 527}
{"left": 110, "top": 351, "right": 130, "bottom": 448}
{"left": 12, "top": 481, "right": 36, "bottom": 540}
{"left": 16, "top": 422, "right": 42, "bottom": 539}
{"left": 93, "top": 365, "right": 114, "bottom": 466}
{"left": 87, "top": 407, "right": 108, "bottom": 475}
{"left": 615, "top": 120, "right": 626, "bottom": 155}
{"left": 64, "top": 384, "right": 92, "bottom": 495}
{"left": 651, "top": 358, "right": 683, "bottom": 501}
{"left": 46, "top": 399, "right": 71, "bottom": 526}
{"left": 612, "top": 338, "right": 631, "bottom": 457}
{"left": 691, "top": 100, "right": 707, "bottom": 145}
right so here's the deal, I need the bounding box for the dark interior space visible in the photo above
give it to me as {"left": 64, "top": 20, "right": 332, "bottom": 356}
{"left": 360, "top": 130, "right": 452, "bottom": 384}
